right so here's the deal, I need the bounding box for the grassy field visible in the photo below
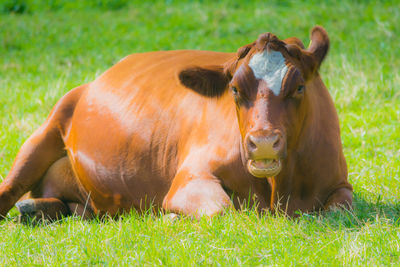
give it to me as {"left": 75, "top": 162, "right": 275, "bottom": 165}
{"left": 1, "top": 0, "right": 399, "bottom": 265}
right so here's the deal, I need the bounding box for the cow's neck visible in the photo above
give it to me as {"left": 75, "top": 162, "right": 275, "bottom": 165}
{"left": 269, "top": 77, "right": 333, "bottom": 214}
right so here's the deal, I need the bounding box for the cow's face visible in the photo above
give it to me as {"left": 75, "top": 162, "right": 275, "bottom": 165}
{"left": 231, "top": 44, "right": 300, "bottom": 177}
{"left": 179, "top": 26, "right": 329, "bottom": 178}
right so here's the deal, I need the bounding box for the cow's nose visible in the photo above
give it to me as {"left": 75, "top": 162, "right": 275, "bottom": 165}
{"left": 246, "top": 132, "right": 284, "bottom": 158}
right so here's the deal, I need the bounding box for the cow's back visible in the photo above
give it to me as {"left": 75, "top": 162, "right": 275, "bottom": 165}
{"left": 63, "top": 50, "right": 238, "bottom": 213}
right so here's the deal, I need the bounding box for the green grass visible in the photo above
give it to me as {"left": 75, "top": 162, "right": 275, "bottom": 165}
{"left": 1, "top": 0, "right": 399, "bottom": 265}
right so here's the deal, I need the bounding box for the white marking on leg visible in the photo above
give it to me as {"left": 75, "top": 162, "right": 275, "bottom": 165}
{"left": 248, "top": 50, "right": 288, "bottom": 96}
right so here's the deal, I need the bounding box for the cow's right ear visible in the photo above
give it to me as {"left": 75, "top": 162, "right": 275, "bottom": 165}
{"left": 178, "top": 65, "right": 229, "bottom": 97}
{"left": 307, "top": 26, "right": 329, "bottom": 69}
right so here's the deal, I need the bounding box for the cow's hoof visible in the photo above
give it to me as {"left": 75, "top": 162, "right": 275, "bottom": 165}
{"left": 15, "top": 199, "right": 36, "bottom": 215}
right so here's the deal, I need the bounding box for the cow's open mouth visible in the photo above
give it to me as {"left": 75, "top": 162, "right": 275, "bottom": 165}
{"left": 247, "top": 158, "right": 281, "bottom": 178}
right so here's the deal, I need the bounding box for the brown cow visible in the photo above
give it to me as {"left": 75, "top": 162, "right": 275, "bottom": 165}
{"left": 0, "top": 26, "right": 352, "bottom": 220}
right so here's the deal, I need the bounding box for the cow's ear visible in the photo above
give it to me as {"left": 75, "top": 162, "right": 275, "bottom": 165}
{"left": 307, "top": 25, "right": 329, "bottom": 69}
{"left": 178, "top": 65, "right": 229, "bottom": 97}
{"left": 291, "top": 26, "right": 329, "bottom": 80}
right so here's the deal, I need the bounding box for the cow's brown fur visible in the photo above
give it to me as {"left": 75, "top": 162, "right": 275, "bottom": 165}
{"left": 0, "top": 26, "right": 352, "bottom": 220}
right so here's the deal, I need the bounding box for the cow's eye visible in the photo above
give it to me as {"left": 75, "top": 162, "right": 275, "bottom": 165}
{"left": 232, "top": 86, "right": 238, "bottom": 95}
{"left": 297, "top": 85, "right": 305, "bottom": 94}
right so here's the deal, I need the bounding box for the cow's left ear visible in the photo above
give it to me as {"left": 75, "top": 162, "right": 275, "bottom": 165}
{"left": 307, "top": 25, "right": 330, "bottom": 69}
{"left": 178, "top": 65, "right": 229, "bottom": 97}
{"left": 291, "top": 26, "right": 329, "bottom": 80}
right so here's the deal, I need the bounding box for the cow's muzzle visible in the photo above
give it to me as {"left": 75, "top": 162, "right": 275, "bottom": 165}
{"left": 245, "top": 130, "right": 285, "bottom": 177}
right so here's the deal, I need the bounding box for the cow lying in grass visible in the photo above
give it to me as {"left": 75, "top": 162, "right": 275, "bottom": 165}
{"left": 0, "top": 26, "right": 352, "bottom": 220}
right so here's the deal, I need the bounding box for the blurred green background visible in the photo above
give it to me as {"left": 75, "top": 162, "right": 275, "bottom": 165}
{"left": 0, "top": 0, "right": 399, "bottom": 265}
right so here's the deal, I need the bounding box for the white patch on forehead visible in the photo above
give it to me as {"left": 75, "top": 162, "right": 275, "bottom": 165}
{"left": 248, "top": 50, "right": 288, "bottom": 96}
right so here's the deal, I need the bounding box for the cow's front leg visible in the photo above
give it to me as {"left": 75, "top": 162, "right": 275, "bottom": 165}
{"left": 324, "top": 187, "right": 353, "bottom": 211}
{"left": 163, "top": 169, "right": 232, "bottom": 218}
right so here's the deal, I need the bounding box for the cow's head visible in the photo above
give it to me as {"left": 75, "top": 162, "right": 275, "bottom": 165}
{"left": 179, "top": 26, "right": 329, "bottom": 178}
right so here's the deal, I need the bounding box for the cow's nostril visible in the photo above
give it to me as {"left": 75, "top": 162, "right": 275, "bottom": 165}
{"left": 248, "top": 137, "right": 257, "bottom": 152}
{"left": 273, "top": 137, "right": 281, "bottom": 150}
